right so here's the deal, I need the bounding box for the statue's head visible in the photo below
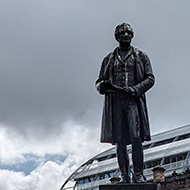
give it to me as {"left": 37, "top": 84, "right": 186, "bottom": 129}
{"left": 114, "top": 23, "right": 134, "bottom": 44}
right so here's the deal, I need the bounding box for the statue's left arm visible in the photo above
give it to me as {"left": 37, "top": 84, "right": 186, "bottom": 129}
{"left": 132, "top": 52, "right": 155, "bottom": 97}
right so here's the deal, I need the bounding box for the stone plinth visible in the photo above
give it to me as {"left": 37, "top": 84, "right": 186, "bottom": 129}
{"left": 99, "top": 183, "right": 158, "bottom": 190}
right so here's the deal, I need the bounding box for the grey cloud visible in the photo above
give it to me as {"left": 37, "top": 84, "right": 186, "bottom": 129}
{"left": 0, "top": 0, "right": 190, "bottom": 140}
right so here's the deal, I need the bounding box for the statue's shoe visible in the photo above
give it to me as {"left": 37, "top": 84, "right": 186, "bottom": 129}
{"left": 133, "top": 174, "right": 146, "bottom": 183}
{"left": 116, "top": 176, "right": 130, "bottom": 184}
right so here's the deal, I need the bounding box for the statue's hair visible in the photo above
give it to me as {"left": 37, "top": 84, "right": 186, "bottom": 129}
{"left": 114, "top": 23, "right": 134, "bottom": 41}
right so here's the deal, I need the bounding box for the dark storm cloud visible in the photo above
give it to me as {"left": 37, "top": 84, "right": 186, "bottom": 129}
{"left": 0, "top": 0, "right": 190, "bottom": 138}
{"left": 0, "top": 0, "right": 101, "bottom": 131}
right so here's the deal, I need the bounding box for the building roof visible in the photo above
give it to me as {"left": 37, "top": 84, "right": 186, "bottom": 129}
{"left": 60, "top": 124, "right": 190, "bottom": 190}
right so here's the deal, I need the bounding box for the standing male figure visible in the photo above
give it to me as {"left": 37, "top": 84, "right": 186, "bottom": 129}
{"left": 96, "top": 23, "right": 155, "bottom": 183}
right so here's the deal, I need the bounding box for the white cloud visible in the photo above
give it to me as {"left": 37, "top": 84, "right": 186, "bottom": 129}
{"left": 0, "top": 121, "right": 111, "bottom": 189}
{"left": 0, "top": 143, "right": 110, "bottom": 190}
{"left": 0, "top": 127, "right": 25, "bottom": 164}
{"left": 0, "top": 161, "right": 66, "bottom": 190}
{"left": 0, "top": 120, "right": 110, "bottom": 164}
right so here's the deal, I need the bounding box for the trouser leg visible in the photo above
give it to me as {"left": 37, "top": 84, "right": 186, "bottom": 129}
{"left": 131, "top": 137, "right": 146, "bottom": 182}
{"left": 131, "top": 137, "right": 143, "bottom": 174}
{"left": 116, "top": 143, "right": 130, "bottom": 182}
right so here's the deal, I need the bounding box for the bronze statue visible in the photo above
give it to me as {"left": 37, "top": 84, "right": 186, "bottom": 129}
{"left": 96, "top": 23, "right": 155, "bottom": 183}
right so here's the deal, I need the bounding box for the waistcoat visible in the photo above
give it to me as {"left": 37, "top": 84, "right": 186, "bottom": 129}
{"left": 113, "top": 50, "right": 135, "bottom": 88}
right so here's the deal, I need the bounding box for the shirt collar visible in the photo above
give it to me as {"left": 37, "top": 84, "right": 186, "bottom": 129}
{"left": 116, "top": 46, "right": 133, "bottom": 62}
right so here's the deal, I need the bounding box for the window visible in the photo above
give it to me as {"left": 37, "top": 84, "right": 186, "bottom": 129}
{"left": 178, "top": 134, "right": 190, "bottom": 141}
{"left": 150, "top": 138, "right": 175, "bottom": 148}
{"left": 97, "top": 154, "right": 116, "bottom": 162}
{"left": 164, "top": 153, "right": 187, "bottom": 165}
{"left": 144, "top": 159, "right": 161, "bottom": 169}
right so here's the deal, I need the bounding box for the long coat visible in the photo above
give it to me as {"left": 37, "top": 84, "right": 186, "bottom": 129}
{"left": 96, "top": 47, "right": 155, "bottom": 144}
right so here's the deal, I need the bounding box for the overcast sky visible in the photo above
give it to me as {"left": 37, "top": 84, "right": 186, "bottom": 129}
{"left": 0, "top": 0, "right": 190, "bottom": 189}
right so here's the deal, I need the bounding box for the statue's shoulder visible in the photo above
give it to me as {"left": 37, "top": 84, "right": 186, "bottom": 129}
{"left": 103, "top": 48, "right": 116, "bottom": 60}
{"left": 104, "top": 52, "right": 113, "bottom": 60}
{"left": 133, "top": 47, "right": 146, "bottom": 56}
{"left": 133, "top": 47, "right": 150, "bottom": 61}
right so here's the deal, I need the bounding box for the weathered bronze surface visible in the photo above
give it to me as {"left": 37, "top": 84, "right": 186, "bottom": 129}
{"left": 96, "top": 23, "right": 155, "bottom": 183}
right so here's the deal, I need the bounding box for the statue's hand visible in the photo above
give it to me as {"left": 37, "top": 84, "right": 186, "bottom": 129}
{"left": 97, "top": 81, "right": 108, "bottom": 95}
{"left": 125, "top": 87, "right": 136, "bottom": 96}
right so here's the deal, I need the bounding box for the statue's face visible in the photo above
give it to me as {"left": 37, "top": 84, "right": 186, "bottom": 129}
{"left": 115, "top": 23, "right": 134, "bottom": 44}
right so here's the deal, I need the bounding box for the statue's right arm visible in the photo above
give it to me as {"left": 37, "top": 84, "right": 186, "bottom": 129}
{"left": 95, "top": 56, "right": 109, "bottom": 95}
